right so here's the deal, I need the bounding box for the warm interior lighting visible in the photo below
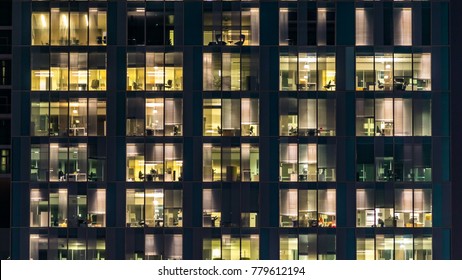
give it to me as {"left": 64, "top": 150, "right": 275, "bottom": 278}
{"left": 41, "top": 15, "right": 47, "bottom": 28}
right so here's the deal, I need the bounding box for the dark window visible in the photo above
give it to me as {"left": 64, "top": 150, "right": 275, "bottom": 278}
{"left": 0, "top": 60, "right": 11, "bottom": 86}
{"left": 0, "top": 120, "right": 10, "bottom": 145}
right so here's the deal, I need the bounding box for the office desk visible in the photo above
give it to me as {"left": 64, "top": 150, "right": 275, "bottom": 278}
{"left": 68, "top": 127, "right": 87, "bottom": 136}
{"left": 67, "top": 173, "right": 87, "bottom": 182}
{"left": 146, "top": 128, "right": 164, "bottom": 136}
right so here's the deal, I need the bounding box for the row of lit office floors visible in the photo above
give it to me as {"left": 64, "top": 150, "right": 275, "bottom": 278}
{"left": 28, "top": 232, "right": 432, "bottom": 260}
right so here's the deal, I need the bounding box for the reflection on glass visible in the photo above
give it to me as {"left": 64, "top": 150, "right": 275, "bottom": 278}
{"left": 30, "top": 189, "right": 49, "bottom": 227}
{"left": 279, "top": 54, "right": 297, "bottom": 91}
{"left": 203, "top": 99, "right": 222, "bottom": 136}
{"left": 146, "top": 98, "right": 164, "bottom": 136}
{"left": 31, "top": 99, "right": 49, "bottom": 137}
{"left": 164, "top": 189, "right": 183, "bottom": 227}
{"left": 222, "top": 99, "right": 240, "bottom": 136}
{"left": 298, "top": 53, "right": 317, "bottom": 91}
{"left": 69, "top": 98, "right": 87, "bottom": 136}
{"left": 241, "top": 144, "right": 259, "bottom": 182}
{"left": 395, "top": 235, "right": 413, "bottom": 260}
{"left": 31, "top": 144, "right": 49, "bottom": 182}
{"left": 89, "top": 8, "right": 107, "bottom": 45}
{"left": 50, "top": 53, "right": 69, "bottom": 91}
{"left": 32, "top": 12, "right": 50, "bottom": 46}
{"left": 318, "top": 54, "right": 336, "bottom": 91}
{"left": 127, "top": 97, "right": 145, "bottom": 136}
{"left": 89, "top": 53, "right": 107, "bottom": 91}
{"left": 127, "top": 52, "right": 145, "bottom": 91}
{"left": 165, "top": 99, "right": 183, "bottom": 136}
{"left": 145, "top": 189, "right": 164, "bottom": 227}
{"left": 126, "top": 189, "right": 145, "bottom": 227}
{"left": 203, "top": 53, "right": 221, "bottom": 91}
{"left": 31, "top": 51, "right": 49, "bottom": 91}
{"left": 203, "top": 238, "right": 221, "bottom": 260}
{"left": 394, "top": 8, "right": 412, "bottom": 46}
{"left": 69, "top": 53, "right": 88, "bottom": 91}
{"left": 203, "top": 144, "right": 221, "bottom": 182}
{"left": 146, "top": 52, "right": 183, "bottom": 91}
{"left": 49, "top": 189, "right": 68, "bottom": 227}
{"left": 356, "top": 55, "right": 374, "bottom": 91}
{"left": 279, "top": 144, "right": 298, "bottom": 182}
{"left": 30, "top": 234, "right": 48, "bottom": 260}
{"left": 375, "top": 53, "right": 393, "bottom": 91}
{"left": 357, "top": 236, "right": 375, "bottom": 260}
{"left": 356, "top": 8, "right": 373, "bottom": 46}
{"left": 51, "top": 9, "right": 69, "bottom": 46}
{"left": 394, "top": 53, "right": 412, "bottom": 91}
{"left": 280, "top": 235, "right": 298, "bottom": 260}
{"left": 356, "top": 189, "right": 374, "bottom": 227}
{"left": 280, "top": 189, "right": 297, "bottom": 228}
{"left": 413, "top": 53, "right": 431, "bottom": 91}
{"left": 375, "top": 98, "right": 393, "bottom": 136}
{"left": 299, "top": 190, "right": 317, "bottom": 227}
{"left": 126, "top": 143, "right": 145, "bottom": 182}
{"left": 279, "top": 98, "right": 298, "bottom": 136}
{"left": 241, "top": 98, "right": 259, "bottom": 136}
{"left": 318, "top": 189, "right": 336, "bottom": 227}
{"left": 69, "top": 12, "right": 88, "bottom": 46}
{"left": 88, "top": 189, "right": 106, "bottom": 227}
{"left": 203, "top": 189, "right": 221, "bottom": 228}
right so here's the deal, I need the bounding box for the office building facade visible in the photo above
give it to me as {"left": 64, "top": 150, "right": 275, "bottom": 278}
{"left": 10, "top": 0, "right": 456, "bottom": 260}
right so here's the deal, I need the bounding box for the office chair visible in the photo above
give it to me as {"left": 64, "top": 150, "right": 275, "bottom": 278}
{"left": 324, "top": 80, "right": 333, "bottom": 90}
{"left": 216, "top": 34, "right": 226, "bottom": 45}
{"left": 91, "top": 79, "right": 100, "bottom": 90}
{"left": 377, "top": 80, "right": 385, "bottom": 90}
{"left": 235, "top": 34, "right": 245, "bottom": 46}
{"left": 164, "top": 79, "right": 173, "bottom": 89}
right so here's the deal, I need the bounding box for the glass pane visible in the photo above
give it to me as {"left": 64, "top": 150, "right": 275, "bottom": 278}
{"left": 51, "top": 9, "right": 69, "bottom": 46}
{"left": 126, "top": 143, "right": 145, "bottom": 182}
{"left": 88, "top": 189, "right": 106, "bottom": 227}
{"left": 356, "top": 55, "right": 374, "bottom": 91}
{"left": 318, "top": 189, "right": 336, "bottom": 227}
{"left": 32, "top": 12, "right": 50, "bottom": 46}
{"left": 69, "top": 12, "right": 88, "bottom": 46}
{"left": 394, "top": 8, "right": 412, "bottom": 46}
{"left": 203, "top": 99, "right": 222, "bottom": 136}
{"left": 127, "top": 52, "right": 145, "bottom": 91}
{"left": 375, "top": 53, "right": 393, "bottom": 91}
{"left": 280, "top": 235, "right": 298, "bottom": 260}
{"left": 298, "top": 53, "right": 317, "bottom": 91}
{"left": 318, "top": 54, "right": 336, "bottom": 91}
{"left": 241, "top": 144, "right": 259, "bottom": 182}
{"left": 280, "top": 189, "right": 297, "bottom": 227}
{"left": 203, "top": 189, "right": 221, "bottom": 228}
{"left": 89, "top": 53, "right": 106, "bottom": 91}
{"left": 279, "top": 143, "right": 297, "bottom": 182}
{"left": 126, "top": 189, "right": 145, "bottom": 227}
{"left": 145, "top": 189, "right": 163, "bottom": 227}
{"left": 30, "top": 189, "right": 48, "bottom": 227}
{"left": 299, "top": 190, "right": 317, "bottom": 227}
{"left": 49, "top": 189, "right": 68, "bottom": 227}
{"left": 69, "top": 98, "right": 87, "bottom": 136}
{"left": 50, "top": 53, "right": 68, "bottom": 91}
{"left": 279, "top": 54, "right": 297, "bottom": 91}
{"left": 89, "top": 8, "right": 107, "bottom": 46}
{"left": 69, "top": 53, "right": 88, "bottom": 91}
{"left": 355, "top": 8, "right": 373, "bottom": 46}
